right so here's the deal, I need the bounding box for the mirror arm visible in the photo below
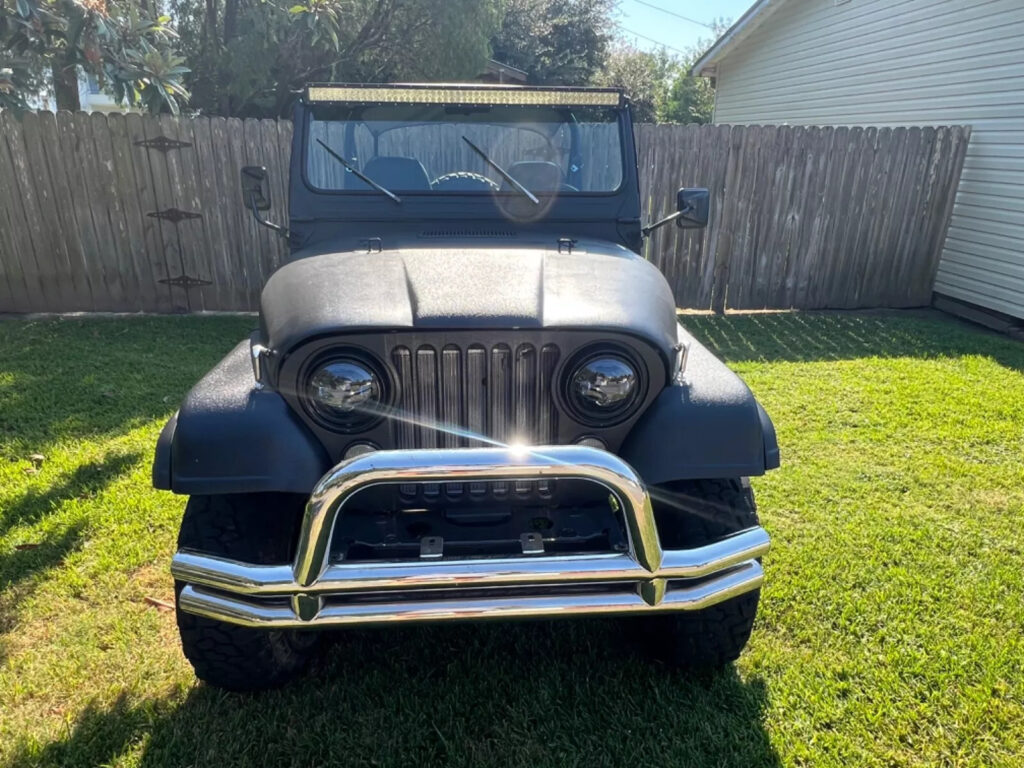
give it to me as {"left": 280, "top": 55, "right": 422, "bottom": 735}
{"left": 641, "top": 209, "right": 683, "bottom": 237}
{"left": 248, "top": 195, "right": 289, "bottom": 239}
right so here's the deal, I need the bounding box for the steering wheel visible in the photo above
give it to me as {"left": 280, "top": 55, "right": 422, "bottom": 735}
{"left": 431, "top": 172, "right": 500, "bottom": 192}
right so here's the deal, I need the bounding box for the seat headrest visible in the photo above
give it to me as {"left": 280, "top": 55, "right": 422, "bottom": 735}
{"left": 361, "top": 156, "right": 432, "bottom": 191}
{"left": 500, "top": 161, "right": 565, "bottom": 192}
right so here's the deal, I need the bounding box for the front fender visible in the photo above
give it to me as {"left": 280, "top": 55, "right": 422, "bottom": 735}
{"left": 152, "top": 341, "right": 330, "bottom": 495}
{"left": 619, "top": 334, "right": 779, "bottom": 484}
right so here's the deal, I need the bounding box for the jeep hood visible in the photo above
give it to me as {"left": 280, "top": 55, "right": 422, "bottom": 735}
{"left": 259, "top": 241, "right": 678, "bottom": 355}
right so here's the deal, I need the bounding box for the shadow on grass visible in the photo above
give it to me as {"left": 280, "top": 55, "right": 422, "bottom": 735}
{"left": 0, "top": 451, "right": 141, "bottom": 660}
{"left": 6, "top": 621, "right": 780, "bottom": 768}
{"left": 683, "top": 310, "right": 1024, "bottom": 369}
{"left": 1, "top": 451, "right": 141, "bottom": 539}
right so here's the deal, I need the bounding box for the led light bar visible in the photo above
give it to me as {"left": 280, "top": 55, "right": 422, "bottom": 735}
{"left": 305, "top": 84, "right": 623, "bottom": 107}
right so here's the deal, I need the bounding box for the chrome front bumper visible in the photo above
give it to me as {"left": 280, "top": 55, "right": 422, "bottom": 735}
{"left": 172, "top": 446, "right": 770, "bottom": 628}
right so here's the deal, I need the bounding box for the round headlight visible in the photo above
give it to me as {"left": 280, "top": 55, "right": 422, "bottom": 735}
{"left": 306, "top": 357, "right": 383, "bottom": 428}
{"left": 571, "top": 356, "right": 638, "bottom": 410}
{"left": 563, "top": 348, "right": 645, "bottom": 428}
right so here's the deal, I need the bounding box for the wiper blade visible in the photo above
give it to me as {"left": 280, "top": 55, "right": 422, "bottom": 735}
{"left": 315, "top": 139, "right": 401, "bottom": 204}
{"left": 461, "top": 136, "right": 539, "bottom": 205}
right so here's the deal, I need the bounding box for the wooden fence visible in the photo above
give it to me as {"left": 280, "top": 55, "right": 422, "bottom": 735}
{"left": 0, "top": 112, "right": 969, "bottom": 313}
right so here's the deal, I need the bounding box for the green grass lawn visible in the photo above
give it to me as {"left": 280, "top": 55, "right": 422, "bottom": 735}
{"left": 1, "top": 310, "right": 1022, "bottom": 767}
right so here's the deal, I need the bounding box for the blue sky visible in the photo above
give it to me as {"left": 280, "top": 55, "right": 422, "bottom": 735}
{"left": 615, "top": 0, "right": 755, "bottom": 57}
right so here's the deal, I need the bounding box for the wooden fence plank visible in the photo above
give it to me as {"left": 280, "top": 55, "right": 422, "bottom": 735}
{"left": 154, "top": 113, "right": 207, "bottom": 311}
{"left": 124, "top": 113, "right": 176, "bottom": 312}
{"left": 36, "top": 111, "right": 95, "bottom": 310}
{"left": 190, "top": 117, "right": 237, "bottom": 310}
{"left": 106, "top": 113, "right": 161, "bottom": 312}
{"left": 164, "top": 114, "right": 214, "bottom": 311}
{"left": 0, "top": 114, "right": 35, "bottom": 312}
{"left": 141, "top": 116, "right": 182, "bottom": 311}
{"left": 826, "top": 126, "right": 871, "bottom": 309}
{"left": 913, "top": 126, "right": 971, "bottom": 306}
{"left": 207, "top": 116, "right": 252, "bottom": 309}
{"left": 18, "top": 112, "right": 79, "bottom": 310}
{"left": 858, "top": 127, "right": 902, "bottom": 309}
{"left": 711, "top": 125, "right": 745, "bottom": 313}
{"left": 768, "top": 124, "right": 800, "bottom": 308}
{"left": 55, "top": 111, "right": 107, "bottom": 311}
{"left": 89, "top": 111, "right": 144, "bottom": 310}
{"left": 2, "top": 112, "right": 50, "bottom": 311}
{"left": 885, "top": 126, "right": 927, "bottom": 307}
{"left": 59, "top": 113, "right": 113, "bottom": 308}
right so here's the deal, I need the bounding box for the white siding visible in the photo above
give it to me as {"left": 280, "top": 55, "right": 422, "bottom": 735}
{"left": 710, "top": 0, "right": 1024, "bottom": 319}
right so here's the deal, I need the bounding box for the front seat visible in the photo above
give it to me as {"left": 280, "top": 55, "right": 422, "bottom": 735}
{"left": 360, "top": 156, "right": 432, "bottom": 190}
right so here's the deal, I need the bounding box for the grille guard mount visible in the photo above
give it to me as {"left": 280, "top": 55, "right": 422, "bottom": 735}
{"left": 172, "top": 446, "right": 771, "bottom": 628}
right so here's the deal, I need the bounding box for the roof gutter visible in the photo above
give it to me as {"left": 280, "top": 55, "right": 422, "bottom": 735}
{"left": 690, "top": 0, "right": 788, "bottom": 77}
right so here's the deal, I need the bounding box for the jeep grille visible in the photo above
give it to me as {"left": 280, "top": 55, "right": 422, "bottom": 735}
{"left": 390, "top": 343, "right": 560, "bottom": 448}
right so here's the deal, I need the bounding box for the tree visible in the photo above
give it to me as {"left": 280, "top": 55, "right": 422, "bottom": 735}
{"left": 660, "top": 19, "right": 730, "bottom": 125}
{"left": 661, "top": 68, "right": 714, "bottom": 125}
{"left": 596, "top": 18, "right": 732, "bottom": 124}
{"left": 490, "top": 0, "right": 615, "bottom": 85}
{"left": 594, "top": 43, "right": 679, "bottom": 123}
{"left": 0, "top": 50, "right": 47, "bottom": 111}
{"left": 0, "top": 0, "right": 189, "bottom": 112}
{"left": 170, "top": 0, "right": 500, "bottom": 117}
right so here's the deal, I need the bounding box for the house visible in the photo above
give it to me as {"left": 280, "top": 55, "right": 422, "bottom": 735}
{"left": 693, "top": 0, "right": 1024, "bottom": 325}
{"left": 29, "top": 72, "right": 132, "bottom": 113}
{"left": 480, "top": 59, "right": 529, "bottom": 84}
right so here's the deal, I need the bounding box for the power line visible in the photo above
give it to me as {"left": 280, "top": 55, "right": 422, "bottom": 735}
{"left": 628, "top": 0, "right": 715, "bottom": 30}
{"left": 618, "top": 26, "right": 691, "bottom": 55}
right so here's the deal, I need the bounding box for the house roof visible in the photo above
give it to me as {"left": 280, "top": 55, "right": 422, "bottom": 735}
{"left": 484, "top": 59, "right": 528, "bottom": 83}
{"left": 691, "top": 0, "right": 790, "bottom": 77}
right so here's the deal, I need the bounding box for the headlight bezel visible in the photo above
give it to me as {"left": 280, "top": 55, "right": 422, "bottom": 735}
{"left": 560, "top": 343, "right": 648, "bottom": 427}
{"left": 299, "top": 348, "right": 391, "bottom": 432}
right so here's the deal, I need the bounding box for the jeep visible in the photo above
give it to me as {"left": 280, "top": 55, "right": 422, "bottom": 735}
{"left": 153, "top": 83, "right": 779, "bottom": 691}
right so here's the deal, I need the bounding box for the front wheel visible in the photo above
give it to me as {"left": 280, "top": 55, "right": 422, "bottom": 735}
{"left": 642, "top": 478, "right": 762, "bottom": 669}
{"left": 175, "top": 493, "right": 320, "bottom": 691}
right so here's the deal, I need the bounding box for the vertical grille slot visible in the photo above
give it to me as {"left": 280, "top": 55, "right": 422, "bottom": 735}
{"left": 391, "top": 341, "right": 559, "bottom": 449}
{"left": 414, "top": 347, "right": 439, "bottom": 448}
{"left": 392, "top": 347, "right": 416, "bottom": 448}
{"left": 539, "top": 344, "right": 560, "bottom": 443}
{"left": 490, "top": 345, "right": 512, "bottom": 443}
{"left": 514, "top": 344, "right": 537, "bottom": 439}
{"left": 439, "top": 345, "right": 463, "bottom": 448}
{"left": 465, "top": 344, "right": 487, "bottom": 446}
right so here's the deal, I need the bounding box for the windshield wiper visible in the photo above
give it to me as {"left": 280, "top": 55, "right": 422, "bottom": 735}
{"left": 315, "top": 139, "right": 401, "bottom": 204}
{"left": 461, "top": 136, "right": 539, "bottom": 205}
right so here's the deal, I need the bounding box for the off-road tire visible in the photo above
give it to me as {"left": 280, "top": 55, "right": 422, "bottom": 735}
{"left": 175, "top": 493, "right": 319, "bottom": 691}
{"left": 643, "top": 478, "right": 762, "bottom": 669}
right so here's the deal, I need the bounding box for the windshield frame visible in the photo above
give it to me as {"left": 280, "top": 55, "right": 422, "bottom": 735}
{"left": 298, "top": 101, "right": 629, "bottom": 199}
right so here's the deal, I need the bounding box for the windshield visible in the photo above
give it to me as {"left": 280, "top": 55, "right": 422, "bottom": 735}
{"left": 305, "top": 103, "right": 624, "bottom": 194}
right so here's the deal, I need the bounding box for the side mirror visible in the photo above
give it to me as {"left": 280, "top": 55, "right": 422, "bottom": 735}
{"left": 241, "top": 166, "right": 272, "bottom": 211}
{"left": 240, "top": 165, "right": 288, "bottom": 239}
{"left": 676, "top": 187, "right": 710, "bottom": 229}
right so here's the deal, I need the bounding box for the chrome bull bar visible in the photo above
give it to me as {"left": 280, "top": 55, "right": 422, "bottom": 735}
{"left": 172, "top": 446, "right": 770, "bottom": 628}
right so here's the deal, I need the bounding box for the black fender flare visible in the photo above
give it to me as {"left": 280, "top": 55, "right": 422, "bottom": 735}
{"left": 619, "top": 336, "right": 779, "bottom": 485}
{"left": 152, "top": 341, "right": 330, "bottom": 495}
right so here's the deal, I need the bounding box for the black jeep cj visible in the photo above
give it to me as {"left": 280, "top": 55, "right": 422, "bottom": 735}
{"left": 153, "top": 84, "right": 779, "bottom": 691}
